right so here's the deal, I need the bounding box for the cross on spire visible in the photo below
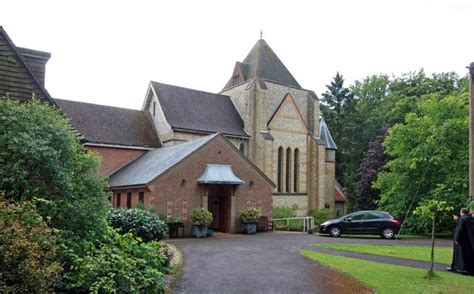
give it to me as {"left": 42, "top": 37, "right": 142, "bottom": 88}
{"left": 260, "top": 29, "right": 263, "bottom": 40}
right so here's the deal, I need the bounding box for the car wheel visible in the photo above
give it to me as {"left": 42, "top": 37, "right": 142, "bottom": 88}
{"left": 329, "top": 226, "right": 342, "bottom": 237}
{"left": 381, "top": 227, "right": 395, "bottom": 239}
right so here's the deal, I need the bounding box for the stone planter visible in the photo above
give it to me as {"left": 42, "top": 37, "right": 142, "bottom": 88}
{"left": 242, "top": 222, "right": 257, "bottom": 234}
{"left": 191, "top": 224, "right": 208, "bottom": 238}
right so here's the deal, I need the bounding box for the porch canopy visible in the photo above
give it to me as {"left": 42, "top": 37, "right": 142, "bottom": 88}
{"left": 197, "top": 164, "right": 245, "bottom": 185}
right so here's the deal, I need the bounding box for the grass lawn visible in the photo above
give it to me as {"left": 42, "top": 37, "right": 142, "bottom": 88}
{"left": 300, "top": 250, "right": 473, "bottom": 294}
{"left": 314, "top": 243, "right": 452, "bottom": 264}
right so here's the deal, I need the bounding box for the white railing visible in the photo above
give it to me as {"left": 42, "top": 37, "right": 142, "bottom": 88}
{"left": 272, "top": 216, "right": 315, "bottom": 232}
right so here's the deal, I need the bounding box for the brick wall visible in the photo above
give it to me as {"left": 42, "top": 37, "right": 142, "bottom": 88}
{"left": 86, "top": 145, "right": 145, "bottom": 175}
{"left": 143, "top": 135, "right": 274, "bottom": 235}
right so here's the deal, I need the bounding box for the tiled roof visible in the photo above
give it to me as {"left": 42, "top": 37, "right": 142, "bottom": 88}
{"left": 335, "top": 181, "right": 346, "bottom": 202}
{"left": 109, "top": 134, "right": 218, "bottom": 187}
{"left": 54, "top": 98, "right": 161, "bottom": 148}
{"left": 150, "top": 81, "right": 248, "bottom": 137}
{"left": 0, "top": 26, "right": 55, "bottom": 105}
{"left": 223, "top": 39, "right": 301, "bottom": 90}
{"left": 319, "top": 117, "right": 337, "bottom": 150}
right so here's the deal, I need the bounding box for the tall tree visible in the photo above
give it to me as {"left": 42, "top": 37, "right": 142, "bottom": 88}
{"left": 321, "top": 72, "right": 355, "bottom": 193}
{"left": 374, "top": 93, "right": 468, "bottom": 233}
{"left": 354, "top": 127, "right": 390, "bottom": 210}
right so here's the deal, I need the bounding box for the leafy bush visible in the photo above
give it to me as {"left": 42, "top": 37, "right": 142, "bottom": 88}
{"left": 0, "top": 200, "right": 62, "bottom": 292}
{"left": 0, "top": 99, "right": 109, "bottom": 241}
{"left": 190, "top": 208, "right": 213, "bottom": 225}
{"left": 59, "top": 228, "right": 169, "bottom": 292}
{"left": 240, "top": 208, "right": 260, "bottom": 223}
{"left": 108, "top": 208, "right": 168, "bottom": 242}
{"left": 273, "top": 204, "right": 298, "bottom": 219}
{"left": 308, "top": 208, "right": 331, "bottom": 226}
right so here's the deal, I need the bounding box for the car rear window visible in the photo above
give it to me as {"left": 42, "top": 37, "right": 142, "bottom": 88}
{"left": 367, "top": 212, "right": 384, "bottom": 219}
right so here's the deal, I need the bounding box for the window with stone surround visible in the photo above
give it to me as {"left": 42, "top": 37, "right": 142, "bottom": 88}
{"left": 294, "top": 148, "right": 299, "bottom": 192}
{"left": 239, "top": 143, "right": 245, "bottom": 155}
{"left": 277, "top": 147, "right": 283, "bottom": 192}
{"left": 286, "top": 148, "right": 291, "bottom": 192}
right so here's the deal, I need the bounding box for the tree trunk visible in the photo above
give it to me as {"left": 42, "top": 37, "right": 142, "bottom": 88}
{"left": 429, "top": 216, "right": 435, "bottom": 280}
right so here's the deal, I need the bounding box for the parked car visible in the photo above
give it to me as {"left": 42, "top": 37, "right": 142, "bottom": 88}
{"left": 319, "top": 210, "right": 401, "bottom": 239}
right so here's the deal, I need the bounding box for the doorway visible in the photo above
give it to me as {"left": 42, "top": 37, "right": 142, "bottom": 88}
{"left": 207, "top": 185, "right": 232, "bottom": 232}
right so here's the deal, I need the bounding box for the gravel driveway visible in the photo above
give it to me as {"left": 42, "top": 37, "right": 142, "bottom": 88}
{"left": 170, "top": 232, "right": 451, "bottom": 294}
{"left": 171, "top": 232, "right": 372, "bottom": 294}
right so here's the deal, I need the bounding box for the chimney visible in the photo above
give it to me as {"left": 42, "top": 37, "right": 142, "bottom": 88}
{"left": 17, "top": 47, "right": 51, "bottom": 87}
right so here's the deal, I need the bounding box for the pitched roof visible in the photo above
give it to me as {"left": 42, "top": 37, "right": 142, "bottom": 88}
{"left": 319, "top": 117, "right": 337, "bottom": 150}
{"left": 150, "top": 81, "right": 248, "bottom": 137}
{"left": 109, "top": 134, "right": 218, "bottom": 187}
{"left": 0, "top": 26, "right": 56, "bottom": 106}
{"left": 54, "top": 98, "right": 161, "bottom": 148}
{"left": 223, "top": 39, "right": 301, "bottom": 90}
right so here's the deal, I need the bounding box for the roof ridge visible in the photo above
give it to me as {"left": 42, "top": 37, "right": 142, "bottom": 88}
{"left": 151, "top": 80, "right": 230, "bottom": 98}
{"left": 54, "top": 98, "right": 143, "bottom": 112}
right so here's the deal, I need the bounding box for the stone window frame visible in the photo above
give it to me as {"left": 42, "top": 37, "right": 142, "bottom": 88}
{"left": 277, "top": 147, "right": 283, "bottom": 192}
{"left": 294, "top": 148, "right": 299, "bottom": 192}
{"left": 285, "top": 147, "right": 291, "bottom": 193}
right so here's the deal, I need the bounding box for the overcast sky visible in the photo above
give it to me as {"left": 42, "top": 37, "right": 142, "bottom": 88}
{"left": 1, "top": 0, "right": 473, "bottom": 109}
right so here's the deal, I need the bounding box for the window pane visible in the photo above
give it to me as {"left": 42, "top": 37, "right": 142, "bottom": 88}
{"left": 138, "top": 192, "right": 144, "bottom": 204}
{"left": 351, "top": 213, "right": 365, "bottom": 220}
{"left": 294, "top": 149, "right": 299, "bottom": 192}
{"left": 285, "top": 148, "right": 291, "bottom": 192}
{"left": 116, "top": 193, "right": 121, "bottom": 207}
{"left": 367, "top": 212, "right": 382, "bottom": 220}
{"left": 127, "top": 192, "right": 132, "bottom": 208}
{"left": 277, "top": 147, "right": 283, "bottom": 192}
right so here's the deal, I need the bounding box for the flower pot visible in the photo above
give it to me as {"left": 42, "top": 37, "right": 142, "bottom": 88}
{"left": 191, "top": 224, "right": 208, "bottom": 238}
{"left": 242, "top": 222, "right": 257, "bottom": 234}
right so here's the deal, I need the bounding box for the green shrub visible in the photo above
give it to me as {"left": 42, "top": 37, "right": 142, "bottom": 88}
{"left": 273, "top": 204, "right": 298, "bottom": 219}
{"left": 240, "top": 208, "right": 260, "bottom": 223}
{"left": 0, "top": 99, "right": 109, "bottom": 241}
{"left": 0, "top": 200, "right": 62, "bottom": 292}
{"left": 308, "top": 208, "right": 331, "bottom": 226}
{"left": 59, "top": 228, "right": 168, "bottom": 292}
{"left": 108, "top": 208, "right": 168, "bottom": 242}
{"left": 190, "top": 208, "right": 213, "bottom": 225}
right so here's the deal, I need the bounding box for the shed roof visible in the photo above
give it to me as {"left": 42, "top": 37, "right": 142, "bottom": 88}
{"left": 150, "top": 81, "right": 248, "bottom": 137}
{"left": 54, "top": 98, "right": 161, "bottom": 148}
{"left": 109, "top": 134, "right": 218, "bottom": 188}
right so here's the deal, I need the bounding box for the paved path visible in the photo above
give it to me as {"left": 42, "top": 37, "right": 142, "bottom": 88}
{"left": 304, "top": 246, "right": 449, "bottom": 271}
{"left": 170, "top": 232, "right": 452, "bottom": 294}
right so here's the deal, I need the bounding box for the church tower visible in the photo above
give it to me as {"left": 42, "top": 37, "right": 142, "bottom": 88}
{"left": 221, "top": 39, "right": 337, "bottom": 215}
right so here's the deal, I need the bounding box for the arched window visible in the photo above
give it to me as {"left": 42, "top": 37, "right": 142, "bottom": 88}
{"left": 286, "top": 148, "right": 291, "bottom": 192}
{"left": 294, "top": 149, "right": 299, "bottom": 192}
{"left": 239, "top": 143, "right": 245, "bottom": 154}
{"left": 277, "top": 147, "right": 283, "bottom": 192}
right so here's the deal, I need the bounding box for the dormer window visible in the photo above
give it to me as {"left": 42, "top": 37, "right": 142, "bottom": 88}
{"left": 233, "top": 75, "right": 240, "bottom": 86}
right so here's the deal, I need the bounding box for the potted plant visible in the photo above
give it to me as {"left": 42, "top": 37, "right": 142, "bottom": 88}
{"left": 190, "top": 208, "right": 213, "bottom": 238}
{"left": 240, "top": 208, "right": 260, "bottom": 234}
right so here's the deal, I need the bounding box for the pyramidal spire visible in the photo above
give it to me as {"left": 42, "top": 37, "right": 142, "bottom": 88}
{"left": 222, "top": 39, "right": 301, "bottom": 91}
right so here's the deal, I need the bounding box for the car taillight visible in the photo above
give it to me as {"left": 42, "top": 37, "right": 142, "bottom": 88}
{"left": 391, "top": 219, "right": 401, "bottom": 225}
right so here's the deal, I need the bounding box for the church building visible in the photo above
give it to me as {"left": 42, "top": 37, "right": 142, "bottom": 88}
{"left": 0, "top": 26, "right": 339, "bottom": 234}
{"left": 143, "top": 38, "right": 338, "bottom": 215}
